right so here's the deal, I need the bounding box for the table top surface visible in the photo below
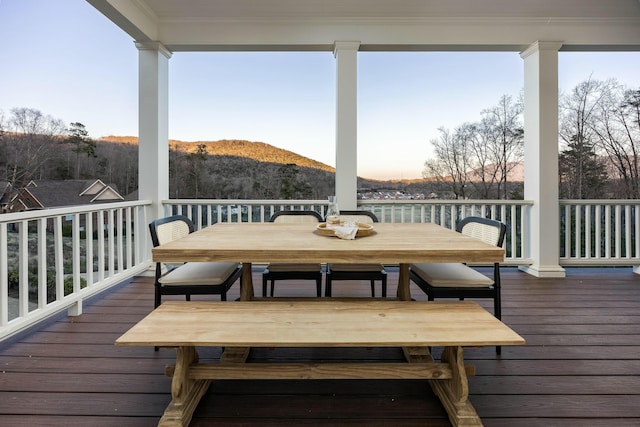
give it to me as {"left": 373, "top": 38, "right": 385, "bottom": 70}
{"left": 116, "top": 300, "right": 525, "bottom": 348}
{"left": 152, "top": 222, "right": 505, "bottom": 264}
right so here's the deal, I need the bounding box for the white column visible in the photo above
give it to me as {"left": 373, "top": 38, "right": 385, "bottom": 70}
{"left": 519, "top": 41, "right": 566, "bottom": 278}
{"left": 334, "top": 41, "right": 360, "bottom": 210}
{"left": 136, "top": 42, "right": 171, "bottom": 221}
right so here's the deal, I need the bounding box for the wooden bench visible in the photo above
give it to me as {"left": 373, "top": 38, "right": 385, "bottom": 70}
{"left": 116, "top": 300, "right": 525, "bottom": 427}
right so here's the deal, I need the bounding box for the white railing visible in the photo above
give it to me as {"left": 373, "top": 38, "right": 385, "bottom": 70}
{"left": 0, "top": 200, "right": 152, "bottom": 341}
{"left": 162, "top": 199, "right": 533, "bottom": 266}
{"left": 2, "top": 198, "right": 637, "bottom": 341}
{"left": 560, "top": 200, "right": 640, "bottom": 265}
{"left": 164, "top": 199, "right": 330, "bottom": 225}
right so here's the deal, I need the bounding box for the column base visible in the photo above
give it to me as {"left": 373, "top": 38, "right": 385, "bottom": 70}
{"left": 518, "top": 264, "right": 566, "bottom": 278}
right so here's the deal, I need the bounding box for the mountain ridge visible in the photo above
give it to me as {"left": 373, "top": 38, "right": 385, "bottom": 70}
{"left": 100, "top": 136, "right": 335, "bottom": 173}
{"left": 99, "top": 135, "right": 524, "bottom": 183}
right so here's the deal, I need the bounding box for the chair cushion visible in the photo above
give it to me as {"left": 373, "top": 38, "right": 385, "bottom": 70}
{"left": 266, "top": 263, "right": 321, "bottom": 272}
{"left": 330, "top": 263, "right": 385, "bottom": 272}
{"left": 159, "top": 262, "right": 239, "bottom": 285}
{"left": 410, "top": 263, "right": 493, "bottom": 287}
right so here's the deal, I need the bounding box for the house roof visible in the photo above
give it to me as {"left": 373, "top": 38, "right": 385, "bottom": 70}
{"left": 22, "top": 180, "right": 124, "bottom": 209}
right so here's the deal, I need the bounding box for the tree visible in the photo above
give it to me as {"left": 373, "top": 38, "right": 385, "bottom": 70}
{"left": 559, "top": 136, "right": 608, "bottom": 198}
{"left": 423, "top": 127, "right": 472, "bottom": 199}
{"left": 3, "top": 108, "right": 65, "bottom": 188}
{"left": 0, "top": 110, "right": 7, "bottom": 179}
{"left": 591, "top": 85, "right": 640, "bottom": 198}
{"left": 278, "top": 163, "right": 313, "bottom": 199}
{"left": 64, "top": 122, "right": 97, "bottom": 179}
{"left": 423, "top": 95, "right": 524, "bottom": 200}
{"left": 464, "top": 121, "right": 499, "bottom": 198}
{"left": 479, "top": 94, "right": 524, "bottom": 198}
{"left": 169, "top": 142, "right": 188, "bottom": 198}
{"left": 559, "top": 78, "right": 611, "bottom": 198}
{"left": 187, "top": 143, "right": 208, "bottom": 198}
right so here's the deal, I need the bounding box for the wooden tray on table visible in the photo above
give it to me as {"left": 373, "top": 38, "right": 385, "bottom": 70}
{"left": 315, "top": 222, "right": 375, "bottom": 238}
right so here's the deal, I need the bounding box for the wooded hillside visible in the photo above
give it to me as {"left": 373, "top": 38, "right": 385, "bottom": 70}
{"left": 102, "top": 136, "right": 334, "bottom": 172}
{"left": 97, "top": 136, "right": 338, "bottom": 199}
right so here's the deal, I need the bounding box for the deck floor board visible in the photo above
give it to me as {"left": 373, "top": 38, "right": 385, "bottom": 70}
{"left": 1, "top": 267, "right": 639, "bottom": 426}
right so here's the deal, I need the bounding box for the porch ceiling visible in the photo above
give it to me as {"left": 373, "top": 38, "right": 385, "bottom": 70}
{"left": 87, "top": 0, "right": 640, "bottom": 52}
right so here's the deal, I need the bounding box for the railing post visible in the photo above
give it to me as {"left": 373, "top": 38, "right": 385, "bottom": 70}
{"left": 0, "top": 223, "right": 8, "bottom": 327}
{"left": 68, "top": 299, "right": 83, "bottom": 317}
{"left": 37, "top": 218, "right": 47, "bottom": 309}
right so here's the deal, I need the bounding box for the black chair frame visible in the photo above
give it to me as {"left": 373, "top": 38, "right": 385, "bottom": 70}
{"left": 409, "top": 216, "right": 506, "bottom": 352}
{"left": 262, "top": 210, "right": 324, "bottom": 297}
{"left": 324, "top": 210, "right": 387, "bottom": 297}
{"left": 149, "top": 215, "right": 242, "bottom": 308}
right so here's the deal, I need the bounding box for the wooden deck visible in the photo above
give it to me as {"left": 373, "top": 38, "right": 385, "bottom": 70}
{"left": 1, "top": 267, "right": 639, "bottom": 426}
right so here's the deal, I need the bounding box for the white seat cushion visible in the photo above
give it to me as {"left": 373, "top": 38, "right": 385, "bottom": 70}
{"left": 410, "top": 263, "right": 493, "bottom": 287}
{"left": 266, "top": 263, "right": 321, "bottom": 272}
{"left": 159, "top": 262, "right": 239, "bottom": 285}
{"left": 330, "top": 263, "right": 384, "bottom": 272}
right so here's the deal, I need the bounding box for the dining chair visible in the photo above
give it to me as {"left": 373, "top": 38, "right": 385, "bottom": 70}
{"left": 149, "top": 215, "right": 242, "bottom": 308}
{"left": 262, "top": 210, "right": 324, "bottom": 297}
{"left": 324, "top": 210, "right": 387, "bottom": 297}
{"left": 409, "top": 216, "right": 507, "bottom": 353}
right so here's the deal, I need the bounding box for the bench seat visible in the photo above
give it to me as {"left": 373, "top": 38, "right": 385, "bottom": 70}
{"left": 116, "top": 300, "right": 524, "bottom": 427}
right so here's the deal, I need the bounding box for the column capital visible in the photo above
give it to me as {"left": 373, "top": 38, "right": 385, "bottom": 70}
{"left": 135, "top": 41, "right": 172, "bottom": 59}
{"left": 520, "top": 41, "right": 563, "bottom": 59}
{"left": 333, "top": 41, "right": 361, "bottom": 57}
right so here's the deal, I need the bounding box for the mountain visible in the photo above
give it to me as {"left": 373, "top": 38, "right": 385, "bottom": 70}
{"left": 99, "top": 136, "right": 525, "bottom": 184}
{"left": 100, "top": 136, "right": 335, "bottom": 173}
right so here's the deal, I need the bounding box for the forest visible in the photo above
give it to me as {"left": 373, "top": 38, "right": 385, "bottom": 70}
{"left": 423, "top": 78, "right": 640, "bottom": 200}
{"left": 0, "top": 112, "right": 339, "bottom": 201}
{"left": 1, "top": 77, "right": 638, "bottom": 203}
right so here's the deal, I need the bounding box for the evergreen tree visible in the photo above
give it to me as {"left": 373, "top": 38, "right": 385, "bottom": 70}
{"left": 64, "top": 122, "right": 96, "bottom": 179}
{"left": 187, "top": 144, "right": 208, "bottom": 198}
{"left": 559, "top": 136, "right": 608, "bottom": 198}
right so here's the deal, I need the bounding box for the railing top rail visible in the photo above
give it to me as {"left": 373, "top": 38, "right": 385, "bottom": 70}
{"left": 0, "top": 200, "right": 152, "bottom": 223}
{"left": 359, "top": 199, "right": 534, "bottom": 206}
{"left": 162, "top": 199, "right": 326, "bottom": 205}
{"left": 163, "top": 199, "right": 535, "bottom": 206}
{"left": 560, "top": 199, "right": 640, "bottom": 205}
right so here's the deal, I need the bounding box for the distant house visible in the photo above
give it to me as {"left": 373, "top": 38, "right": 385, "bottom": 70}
{"left": 6, "top": 179, "right": 124, "bottom": 213}
{"left": 0, "top": 181, "right": 12, "bottom": 213}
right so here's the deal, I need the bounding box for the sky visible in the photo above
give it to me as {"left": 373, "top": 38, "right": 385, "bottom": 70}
{"left": 1, "top": 0, "right": 639, "bottom": 180}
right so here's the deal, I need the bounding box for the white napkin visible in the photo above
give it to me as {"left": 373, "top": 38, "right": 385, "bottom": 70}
{"left": 333, "top": 224, "right": 358, "bottom": 240}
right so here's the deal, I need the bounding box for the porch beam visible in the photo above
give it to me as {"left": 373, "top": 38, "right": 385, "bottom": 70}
{"left": 156, "top": 19, "right": 640, "bottom": 52}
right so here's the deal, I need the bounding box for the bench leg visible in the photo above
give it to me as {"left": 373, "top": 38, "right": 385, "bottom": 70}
{"left": 429, "top": 346, "right": 482, "bottom": 427}
{"left": 159, "top": 346, "right": 210, "bottom": 427}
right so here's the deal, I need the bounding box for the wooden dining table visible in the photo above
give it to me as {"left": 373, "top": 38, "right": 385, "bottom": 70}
{"left": 142, "top": 221, "right": 519, "bottom": 426}
{"left": 151, "top": 221, "right": 505, "bottom": 301}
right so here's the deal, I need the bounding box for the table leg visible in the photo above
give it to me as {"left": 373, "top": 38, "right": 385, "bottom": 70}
{"left": 240, "top": 262, "right": 254, "bottom": 301}
{"left": 232, "top": 264, "right": 253, "bottom": 368}
{"left": 397, "top": 263, "right": 412, "bottom": 301}
{"left": 429, "top": 346, "right": 482, "bottom": 427}
{"left": 159, "top": 346, "right": 210, "bottom": 427}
